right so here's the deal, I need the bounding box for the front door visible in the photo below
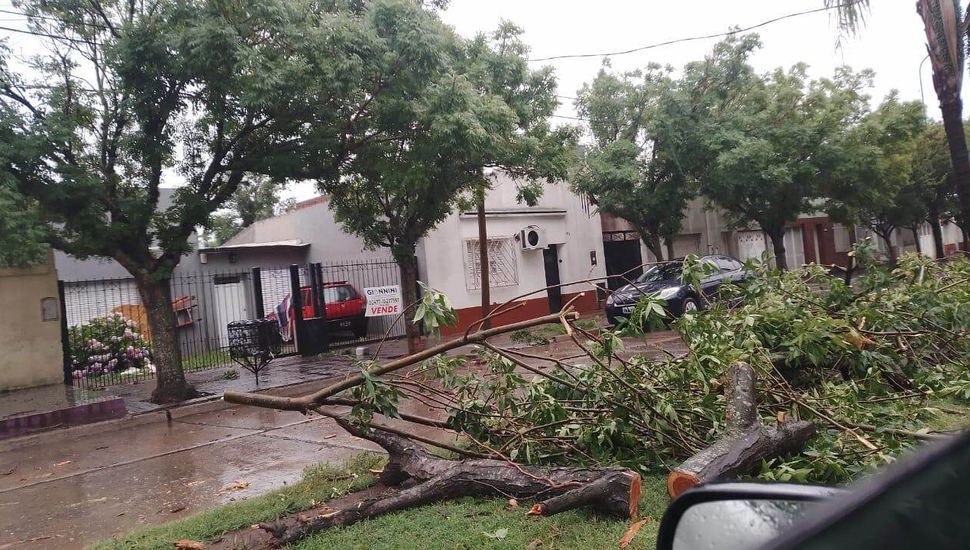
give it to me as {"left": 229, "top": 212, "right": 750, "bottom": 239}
{"left": 603, "top": 239, "right": 643, "bottom": 291}
{"left": 213, "top": 278, "right": 250, "bottom": 347}
{"left": 542, "top": 246, "right": 562, "bottom": 313}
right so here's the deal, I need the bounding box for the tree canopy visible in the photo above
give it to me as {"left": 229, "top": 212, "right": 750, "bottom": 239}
{"left": 571, "top": 63, "right": 693, "bottom": 261}
{"left": 824, "top": 95, "right": 928, "bottom": 265}
{"left": 690, "top": 36, "right": 871, "bottom": 270}
{"left": 0, "top": 0, "right": 474, "bottom": 400}
{"left": 317, "top": 16, "right": 575, "bottom": 352}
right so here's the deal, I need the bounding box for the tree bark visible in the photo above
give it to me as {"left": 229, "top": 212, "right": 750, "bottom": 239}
{"left": 398, "top": 256, "right": 421, "bottom": 354}
{"left": 259, "top": 416, "right": 641, "bottom": 547}
{"left": 929, "top": 214, "right": 945, "bottom": 259}
{"left": 640, "top": 231, "right": 664, "bottom": 262}
{"left": 138, "top": 277, "right": 195, "bottom": 403}
{"left": 667, "top": 362, "right": 815, "bottom": 497}
{"left": 878, "top": 231, "right": 897, "bottom": 268}
{"left": 938, "top": 97, "right": 970, "bottom": 251}
{"left": 912, "top": 227, "right": 923, "bottom": 255}
{"left": 665, "top": 238, "right": 675, "bottom": 261}
{"left": 766, "top": 228, "right": 788, "bottom": 271}
{"left": 477, "top": 190, "right": 491, "bottom": 330}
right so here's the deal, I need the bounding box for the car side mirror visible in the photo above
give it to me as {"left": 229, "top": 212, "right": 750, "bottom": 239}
{"left": 656, "top": 482, "right": 844, "bottom": 550}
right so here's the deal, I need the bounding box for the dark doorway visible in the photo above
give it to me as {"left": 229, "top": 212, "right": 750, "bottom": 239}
{"left": 542, "top": 246, "right": 562, "bottom": 313}
{"left": 603, "top": 239, "right": 643, "bottom": 291}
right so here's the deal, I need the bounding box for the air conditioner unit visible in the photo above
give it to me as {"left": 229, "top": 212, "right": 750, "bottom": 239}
{"left": 520, "top": 225, "right": 547, "bottom": 250}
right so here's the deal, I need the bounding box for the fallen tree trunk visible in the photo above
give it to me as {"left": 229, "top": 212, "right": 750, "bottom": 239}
{"left": 667, "top": 362, "right": 815, "bottom": 497}
{"left": 259, "top": 415, "right": 640, "bottom": 547}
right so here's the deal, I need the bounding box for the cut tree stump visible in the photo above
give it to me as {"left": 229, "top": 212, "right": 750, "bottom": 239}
{"left": 258, "top": 416, "right": 641, "bottom": 547}
{"left": 666, "top": 362, "right": 815, "bottom": 497}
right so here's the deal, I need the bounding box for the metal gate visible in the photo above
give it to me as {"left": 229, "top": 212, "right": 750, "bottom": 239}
{"left": 61, "top": 258, "right": 406, "bottom": 388}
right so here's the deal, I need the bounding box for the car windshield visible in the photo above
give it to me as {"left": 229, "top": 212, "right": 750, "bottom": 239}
{"left": 323, "top": 285, "right": 357, "bottom": 302}
{"left": 635, "top": 263, "right": 683, "bottom": 284}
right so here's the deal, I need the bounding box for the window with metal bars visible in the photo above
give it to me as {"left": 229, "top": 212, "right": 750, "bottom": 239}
{"left": 464, "top": 238, "right": 518, "bottom": 290}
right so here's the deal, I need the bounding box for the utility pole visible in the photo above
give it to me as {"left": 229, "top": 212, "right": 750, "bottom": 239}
{"left": 477, "top": 185, "right": 491, "bottom": 329}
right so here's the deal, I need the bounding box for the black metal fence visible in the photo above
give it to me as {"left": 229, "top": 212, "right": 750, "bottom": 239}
{"left": 61, "top": 258, "right": 405, "bottom": 389}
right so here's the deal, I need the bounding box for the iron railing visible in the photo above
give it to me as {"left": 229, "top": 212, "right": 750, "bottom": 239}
{"left": 61, "top": 258, "right": 406, "bottom": 389}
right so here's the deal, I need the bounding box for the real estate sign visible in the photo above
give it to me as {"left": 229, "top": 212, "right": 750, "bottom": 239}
{"left": 364, "top": 285, "right": 402, "bottom": 317}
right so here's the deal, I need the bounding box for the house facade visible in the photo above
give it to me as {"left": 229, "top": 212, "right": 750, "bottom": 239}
{"left": 598, "top": 200, "right": 856, "bottom": 288}
{"left": 419, "top": 172, "right": 606, "bottom": 335}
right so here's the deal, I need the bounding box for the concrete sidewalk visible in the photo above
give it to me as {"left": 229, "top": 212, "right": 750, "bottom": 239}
{"left": 0, "top": 339, "right": 410, "bottom": 439}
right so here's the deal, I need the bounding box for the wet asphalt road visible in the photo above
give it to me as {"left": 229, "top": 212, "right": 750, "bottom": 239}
{"left": 0, "top": 405, "right": 379, "bottom": 549}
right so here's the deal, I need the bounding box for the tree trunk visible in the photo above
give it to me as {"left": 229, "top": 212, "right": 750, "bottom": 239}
{"left": 258, "top": 416, "right": 641, "bottom": 547}
{"left": 641, "top": 232, "right": 664, "bottom": 262}
{"left": 879, "top": 231, "right": 897, "bottom": 268}
{"left": 476, "top": 191, "right": 491, "bottom": 330}
{"left": 665, "top": 238, "right": 675, "bottom": 261}
{"left": 138, "top": 277, "right": 195, "bottom": 403}
{"left": 398, "top": 256, "right": 421, "bottom": 354}
{"left": 938, "top": 97, "right": 970, "bottom": 251}
{"left": 930, "top": 214, "right": 945, "bottom": 259}
{"left": 912, "top": 227, "right": 923, "bottom": 255}
{"left": 667, "top": 362, "right": 815, "bottom": 497}
{"left": 766, "top": 228, "right": 788, "bottom": 271}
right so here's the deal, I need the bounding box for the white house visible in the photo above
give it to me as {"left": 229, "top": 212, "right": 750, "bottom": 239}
{"left": 420, "top": 172, "right": 606, "bottom": 335}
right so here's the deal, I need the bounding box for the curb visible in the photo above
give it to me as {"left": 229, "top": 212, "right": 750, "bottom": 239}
{"left": 0, "top": 375, "right": 343, "bottom": 451}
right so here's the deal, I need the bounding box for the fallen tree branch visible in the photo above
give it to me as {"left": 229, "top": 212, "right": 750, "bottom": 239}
{"left": 223, "top": 310, "right": 580, "bottom": 412}
{"left": 667, "top": 362, "right": 815, "bottom": 497}
{"left": 258, "top": 413, "right": 641, "bottom": 547}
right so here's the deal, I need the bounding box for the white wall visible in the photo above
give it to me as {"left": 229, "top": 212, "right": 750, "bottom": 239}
{"left": 421, "top": 174, "right": 606, "bottom": 310}
{"left": 223, "top": 196, "right": 392, "bottom": 264}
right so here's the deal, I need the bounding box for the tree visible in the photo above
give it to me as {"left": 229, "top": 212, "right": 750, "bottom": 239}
{"left": 572, "top": 64, "right": 693, "bottom": 262}
{"left": 824, "top": 96, "right": 928, "bottom": 267}
{"left": 910, "top": 123, "right": 954, "bottom": 257}
{"left": 318, "top": 17, "right": 574, "bottom": 354}
{"left": 205, "top": 176, "right": 294, "bottom": 245}
{"left": 0, "top": 0, "right": 417, "bottom": 402}
{"left": 690, "top": 37, "right": 871, "bottom": 270}
{"left": 829, "top": 0, "right": 970, "bottom": 249}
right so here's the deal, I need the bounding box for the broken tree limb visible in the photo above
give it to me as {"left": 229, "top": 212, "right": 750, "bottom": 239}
{"left": 666, "top": 362, "right": 815, "bottom": 497}
{"left": 259, "top": 413, "right": 641, "bottom": 547}
{"left": 223, "top": 310, "right": 580, "bottom": 412}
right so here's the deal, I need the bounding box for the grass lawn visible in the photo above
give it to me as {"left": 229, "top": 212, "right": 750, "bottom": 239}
{"left": 182, "top": 349, "right": 233, "bottom": 372}
{"left": 92, "top": 454, "right": 670, "bottom": 550}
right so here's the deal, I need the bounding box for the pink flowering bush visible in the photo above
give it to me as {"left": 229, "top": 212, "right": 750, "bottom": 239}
{"left": 68, "top": 313, "right": 152, "bottom": 378}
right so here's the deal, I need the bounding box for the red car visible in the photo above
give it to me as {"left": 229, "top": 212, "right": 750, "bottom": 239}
{"left": 267, "top": 281, "right": 368, "bottom": 341}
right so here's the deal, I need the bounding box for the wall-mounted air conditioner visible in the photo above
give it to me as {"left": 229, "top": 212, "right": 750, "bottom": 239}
{"left": 520, "top": 225, "right": 547, "bottom": 250}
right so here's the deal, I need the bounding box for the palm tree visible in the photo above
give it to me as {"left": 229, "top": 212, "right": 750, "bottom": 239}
{"left": 828, "top": 0, "right": 970, "bottom": 249}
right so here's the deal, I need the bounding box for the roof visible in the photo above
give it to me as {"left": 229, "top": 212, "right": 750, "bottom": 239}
{"left": 198, "top": 239, "right": 310, "bottom": 254}
{"left": 293, "top": 195, "right": 329, "bottom": 210}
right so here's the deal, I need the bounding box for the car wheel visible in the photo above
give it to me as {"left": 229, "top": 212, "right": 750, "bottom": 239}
{"left": 681, "top": 298, "right": 699, "bottom": 315}
{"left": 351, "top": 318, "right": 368, "bottom": 338}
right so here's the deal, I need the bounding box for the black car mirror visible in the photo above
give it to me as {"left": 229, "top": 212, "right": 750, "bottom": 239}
{"left": 656, "top": 482, "right": 843, "bottom": 550}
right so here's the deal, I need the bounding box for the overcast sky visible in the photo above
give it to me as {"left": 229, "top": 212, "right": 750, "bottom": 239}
{"left": 290, "top": 1, "right": 953, "bottom": 201}
{"left": 441, "top": 0, "right": 957, "bottom": 123}
{"left": 1, "top": 0, "right": 960, "bottom": 202}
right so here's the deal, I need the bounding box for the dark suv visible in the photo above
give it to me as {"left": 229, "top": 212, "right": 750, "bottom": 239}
{"left": 605, "top": 255, "right": 748, "bottom": 325}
